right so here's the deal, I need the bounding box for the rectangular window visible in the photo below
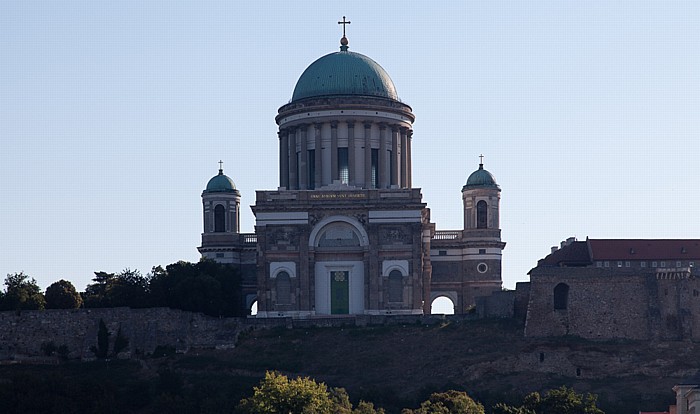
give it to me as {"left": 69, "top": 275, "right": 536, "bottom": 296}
{"left": 652, "top": 261, "right": 658, "bottom": 267}
{"left": 596, "top": 261, "right": 602, "bottom": 268}
{"left": 371, "top": 149, "right": 379, "bottom": 188}
{"left": 338, "top": 147, "right": 349, "bottom": 184}
{"left": 439, "top": 250, "right": 447, "bottom": 256}
{"left": 215, "top": 253, "right": 224, "bottom": 258}
{"left": 308, "top": 150, "right": 315, "bottom": 190}
{"left": 641, "top": 262, "right": 647, "bottom": 268}
{"left": 677, "top": 261, "right": 682, "bottom": 268}
{"left": 690, "top": 262, "right": 695, "bottom": 268}
{"left": 625, "top": 261, "right": 631, "bottom": 267}
{"left": 479, "top": 249, "right": 486, "bottom": 255}
{"left": 617, "top": 261, "right": 623, "bottom": 268}
{"left": 660, "top": 261, "right": 666, "bottom": 267}
{"left": 604, "top": 261, "right": 610, "bottom": 268}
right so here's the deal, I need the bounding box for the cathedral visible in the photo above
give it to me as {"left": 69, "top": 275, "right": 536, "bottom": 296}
{"left": 198, "top": 29, "right": 505, "bottom": 317}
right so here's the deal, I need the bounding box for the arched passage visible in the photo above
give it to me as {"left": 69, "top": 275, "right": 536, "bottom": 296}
{"left": 430, "top": 296, "right": 455, "bottom": 315}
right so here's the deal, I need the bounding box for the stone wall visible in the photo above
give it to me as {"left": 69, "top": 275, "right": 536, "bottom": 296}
{"left": 524, "top": 268, "right": 651, "bottom": 339}
{"left": 0, "top": 308, "right": 481, "bottom": 361}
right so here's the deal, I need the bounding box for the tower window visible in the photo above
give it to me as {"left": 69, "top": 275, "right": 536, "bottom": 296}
{"left": 276, "top": 271, "right": 291, "bottom": 305}
{"left": 214, "top": 204, "right": 226, "bottom": 232}
{"left": 476, "top": 200, "right": 488, "bottom": 229}
{"left": 338, "top": 147, "right": 349, "bottom": 184}
{"left": 388, "top": 270, "right": 403, "bottom": 303}
{"left": 477, "top": 263, "right": 488, "bottom": 273}
{"left": 553, "top": 283, "right": 569, "bottom": 310}
{"left": 371, "top": 149, "right": 379, "bottom": 188}
{"left": 308, "top": 150, "right": 315, "bottom": 190}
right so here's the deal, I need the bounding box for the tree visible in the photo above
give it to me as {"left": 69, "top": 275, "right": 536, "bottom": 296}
{"left": 45, "top": 279, "right": 82, "bottom": 309}
{"left": 403, "top": 390, "right": 484, "bottom": 414}
{"left": 493, "top": 386, "right": 604, "bottom": 414}
{"left": 149, "top": 260, "right": 244, "bottom": 317}
{"left": 238, "top": 371, "right": 345, "bottom": 414}
{"left": 83, "top": 269, "right": 149, "bottom": 308}
{"left": 1, "top": 272, "right": 45, "bottom": 311}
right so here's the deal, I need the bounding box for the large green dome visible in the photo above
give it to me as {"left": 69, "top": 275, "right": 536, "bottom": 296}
{"left": 464, "top": 164, "right": 500, "bottom": 190}
{"left": 205, "top": 169, "right": 237, "bottom": 193}
{"left": 291, "top": 50, "right": 399, "bottom": 102}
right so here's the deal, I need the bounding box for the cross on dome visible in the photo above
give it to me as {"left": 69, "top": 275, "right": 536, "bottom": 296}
{"left": 218, "top": 160, "right": 224, "bottom": 174}
{"left": 338, "top": 16, "right": 351, "bottom": 51}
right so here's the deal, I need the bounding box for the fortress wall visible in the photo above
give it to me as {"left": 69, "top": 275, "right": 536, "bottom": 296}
{"left": 525, "top": 268, "right": 650, "bottom": 339}
{"left": 0, "top": 309, "right": 479, "bottom": 361}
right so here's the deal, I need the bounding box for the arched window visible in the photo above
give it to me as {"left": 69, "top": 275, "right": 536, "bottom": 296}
{"left": 214, "top": 204, "right": 226, "bottom": 232}
{"left": 388, "top": 270, "right": 403, "bottom": 303}
{"left": 250, "top": 300, "right": 258, "bottom": 316}
{"left": 553, "top": 283, "right": 569, "bottom": 310}
{"left": 430, "top": 296, "right": 455, "bottom": 315}
{"left": 477, "top": 200, "right": 488, "bottom": 229}
{"left": 317, "top": 223, "right": 361, "bottom": 248}
{"left": 276, "top": 271, "right": 291, "bottom": 305}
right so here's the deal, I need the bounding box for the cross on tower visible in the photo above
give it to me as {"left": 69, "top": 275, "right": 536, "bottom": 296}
{"left": 218, "top": 160, "right": 224, "bottom": 172}
{"left": 479, "top": 154, "right": 484, "bottom": 165}
{"left": 338, "top": 16, "right": 351, "bottom": 37}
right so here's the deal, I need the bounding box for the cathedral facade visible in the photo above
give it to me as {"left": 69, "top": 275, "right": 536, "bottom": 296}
{"left": 198, "top": 34, "right": 505, "bottom": 317}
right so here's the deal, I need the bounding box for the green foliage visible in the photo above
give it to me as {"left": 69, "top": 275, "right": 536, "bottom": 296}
{"left": 83, "top": 269, "right": 149, "bottom": 308}
{"left": 92, "top": 319, "right": 110, "bottom": 359}
{"left": 238, "top": 371, "right": 343, "bottom": 414}
{"left": 494, "top": 386, "right": 604, "bottom": 414}
{"left": 403, "top": 390, "right": 485, "bottom": 414}
{"left": 354, "top": 400, "right": 386, "bottom": 414}
{"left": 45, "top": 279, "right": 82, "bottom": 309}
{"left": 113, "top": 325, "right": 129, "bottom": 356}
{"left": 1, "top": 272, "right": 45, "bottom": 311}
{"left": 149, "top": 260, "right": 244, "bottom": 317}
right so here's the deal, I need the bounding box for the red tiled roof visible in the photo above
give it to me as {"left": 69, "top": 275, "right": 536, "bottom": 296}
{"left": 588, "top": 239, "right": 700, "bottom": 261}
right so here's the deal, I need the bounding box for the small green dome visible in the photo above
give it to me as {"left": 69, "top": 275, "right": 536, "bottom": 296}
{"left": 464, "top": 164, "right": 500, "bottom": 190}
{"left": 205, "top": 169, "right": 237, "bottom": 192}
{"left": 292, "top": 49, "right": 399, "bottom": 102}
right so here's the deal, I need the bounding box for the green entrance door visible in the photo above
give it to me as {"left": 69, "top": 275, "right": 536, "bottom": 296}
{"left": 331, "top": 271, "right": 350, "bottom": 314}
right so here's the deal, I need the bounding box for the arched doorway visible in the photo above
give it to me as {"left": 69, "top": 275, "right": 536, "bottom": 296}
{"left": 431, "top": 296, "right": 455, "bottom": 315}
{"left": 309, "top": 216, "right": 369, "bottom": 315}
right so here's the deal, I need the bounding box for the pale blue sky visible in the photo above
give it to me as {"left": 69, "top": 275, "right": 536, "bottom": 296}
{"left": 1, "top": 1, "right": 699, "bottom": 291}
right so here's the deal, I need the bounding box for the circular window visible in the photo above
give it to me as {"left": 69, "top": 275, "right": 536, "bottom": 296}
{"left": 477, "top": 263, "right": 488, "bottom": 273}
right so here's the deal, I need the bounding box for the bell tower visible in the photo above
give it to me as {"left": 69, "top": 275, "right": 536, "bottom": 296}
{"left": 199, "top": 162, "right": 241, "bottom": 262}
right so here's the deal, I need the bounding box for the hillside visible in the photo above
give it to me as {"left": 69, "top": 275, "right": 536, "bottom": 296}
{"left": 0, "top": 318, "right": 690, "bottom": 413}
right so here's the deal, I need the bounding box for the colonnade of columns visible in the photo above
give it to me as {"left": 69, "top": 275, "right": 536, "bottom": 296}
{"left": 278, "top": 121, "right": 413, "bottom": 190}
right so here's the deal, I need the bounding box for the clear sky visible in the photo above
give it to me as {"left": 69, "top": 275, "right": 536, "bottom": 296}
{"left": 1, "top": 1, "right": 699, "bottom": 292}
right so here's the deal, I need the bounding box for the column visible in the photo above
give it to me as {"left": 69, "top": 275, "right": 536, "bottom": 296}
{"left": 407, "top": 129, "right": 413, "bottom": 188}
{"left": 331, "top": 121, "right": 339, "bottom": 182}
{"left": 364, "top": 122, "right": 372, "bottom": 189}
{"left": 347, "top": 120, "right": 356, "bottom": 186}
{"left": 288, "top": 128, "right": 297, "bottom": 190}
{"left": 314, "top": 123, "right": 322, "bottom": 189}
{"left": 299, "top": 125, "right": 308, "bottom": 190}
{"left": 391, "top": 125, "right": 399, "bottom": 188}
{"left": 379, "top": 123, "right": 388, "bottom": 189}
{"left": 400, "top": 127, "right": 408, "bottom": 188}
{"left": 279, "top": 129, "right": 289, "bottom": 189}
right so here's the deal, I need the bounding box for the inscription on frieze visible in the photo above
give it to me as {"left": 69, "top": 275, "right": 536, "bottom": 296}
{"left": 309, "top": 192, "right": 367, "bottom": 200}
